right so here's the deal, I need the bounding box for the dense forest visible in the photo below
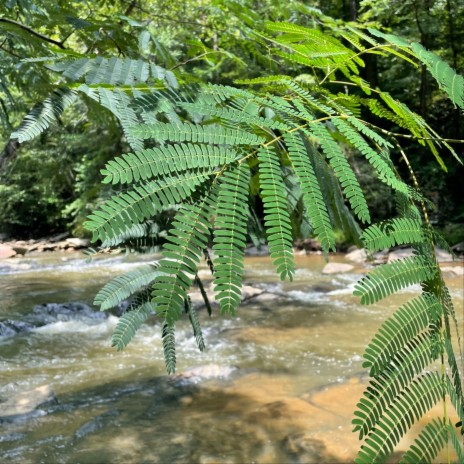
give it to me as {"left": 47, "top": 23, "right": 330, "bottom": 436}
{"left": 1, "top": 0, "right": 463, "bottom": 244}
{"left": 1, "top": 1, "right": 463, "bottom": 463}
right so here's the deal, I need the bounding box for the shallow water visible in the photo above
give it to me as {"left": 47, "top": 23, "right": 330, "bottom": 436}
{"left": 0, "top": 252, "right": 462, "bottom": 463}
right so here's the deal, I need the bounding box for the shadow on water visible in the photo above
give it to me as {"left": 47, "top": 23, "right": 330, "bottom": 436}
{"left": 1, "top": 371, "right": 344, "bottom": 464}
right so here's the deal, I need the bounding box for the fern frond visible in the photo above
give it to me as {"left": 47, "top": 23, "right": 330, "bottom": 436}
{"left": 185, "top": 298, "right": 205, "bottom": 352}
{"left": 180, "top": 102, "right": 289, "bottom": 130}
{"left": 362, "top": 218, "right": 426, "bottom": 253}
{"left": 284, "top": 132, "right": 335, "bottom": 252}
{"left": 152, "top": 185, "right": 217, "bottom": 325}
{"left": 50, "top": 56, "right": 177, "bottom": 87}
{"left": 94, "top": 263, "right": 161, "bottom": 311}
{"left": 411, "top": 42, "right": 464, "bottom": 111}
{"left": 111, "top": 301, "right": 154, "bottom": 351}
{"left": 353, "top": 332, "right": 441, "bottom": 439}
{"left": 213, "top": 163, "right": 250, "bottom": 315}
{"left": 101, "top": 144, "right": 239, "bottom": 185}
{"left": 448, "top": 419, "right": 464, "bottom": 461}
{"left": 131, "top": 121, "right": 264, "bottom": 145}
{"left": 201, "top": 83, "right": 255, "bottom": 103}
{"left": 257, "top": 146, "right": 295, "bottom": 281}
{"left": 332, "top": 118, "right": 409, "bottom": 194}
{"left": 161, "top": 321, "right": 176, "bottom": 374}
{"left": 361, "top": 293, "right": 442, "bottom": 375}
{"left": 102, "top": 89, "right": 144, "bottom": 151}
{"left": 353, "top": 256, "right": 438, "bottom": 305}
{"left": 345, "top": 116, "right": 393, "bottom": 149}
{"left": 85, "top": 170, "right": 213, "bottom": 242}
{"left": 354, "top": 372, "right": 444, "bottom": 464}
{"left": 11, "top": 89, "right": 77, "bottom": 143}
{"left": 399, "top": 418, "right": 448, "bottom": 464}
{"left": 310, "top": 122, "right": 370, "bottom": 223}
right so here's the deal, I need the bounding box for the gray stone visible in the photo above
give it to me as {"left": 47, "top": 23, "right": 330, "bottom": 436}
{"left": 241, "top": 285, "right": 264, "bottom": 299}
{"left": 0, "top": 320, "right": 35, "bottom": 338}
{"left": 65, "top": 237, "right": 90, "bottom": 248}
{"left": 345, "top": 248, "right": 367, "bottom": 263}
{"left": 321, "top": 262, "right": 354, "bottom": 274}
{"left": 253, "top": 292, "right": 280, "bottom": 302}
{"left": 0, "top": 385, "right": 57, "bottom": 419}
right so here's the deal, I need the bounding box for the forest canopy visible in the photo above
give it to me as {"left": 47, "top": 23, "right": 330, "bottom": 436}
{"left": 0, "top": 0, "right": 463, "bottom": 243}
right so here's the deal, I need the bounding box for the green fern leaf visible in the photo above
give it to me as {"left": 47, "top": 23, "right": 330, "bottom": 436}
{"left": 353, "top": 331, "right": 441, "bottom": 439}
{"left": 448, "top": 418, "right": 464, "bottom": 461}
{"left": 345, "top": 117, "right": 393, "bottom": 149}
{"left": 399, "top": 418, "right": 448, "bottom": 464}
{"left": 310, "top": 122, "right": 370, "bottom": 223}
{"left": 131, "top": 121, "right": 264, "bottom": 145}
{"left": 153, "top": 186, "right": 217, "bottom": 325}
{"left": 362, "top": 218, "right": 426, "bottom": 253}
{"left": 258, "top": 146, "right": 296, "bottom": 281}
{"left": 284, "top": 132, "right": 336, "bottom": 252}
{"left": 185, "top": 298, "right": 205, "bottom": 352}
{"left": 101, "top": 144, "right": 239, "bottom": 185}
{"left": 85, "top": 170, "right": 213, "bottom": 243}
{"left": 94, "top": 263, "right": 161, "bottom": 310}
{"left": 332, "top": 118, "right": 410, "bottom": 195}
{"left": 111, "top": 301, "right": 154, "bottom": 351}
{"left": 11, "top": 89, "right": 77, "bottom": 143}
{"left": 355, "top": 372, "right": 444, "bottom": 464}
{"left": 180, "top": 102, "right": 289, "bottom": 130}
{"left": 412, "top": 42, "right": 464, "bottom": 110}
{"left": 353, "top": 256, "right": 438, "bottom": 305}
{"left": 361, "top": 293, "right": 442, "bottom": 375}
{"left": 161, "top": 321, "right": 176, "bottom": 374}
{"left": 213, "top": 163, "right": 250, "bottom": 315}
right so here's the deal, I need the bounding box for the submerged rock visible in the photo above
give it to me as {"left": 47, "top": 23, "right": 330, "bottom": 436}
{"left": 0, "top": 385, "right": 57, "bottom": 421}
{"left": 321, "top": 262, "right": 354, "bottom": 274}
{"left": 32, "top": 302, "right": 107, "bottom": 324}
{"left": 345, "top": 248, "right": 367, "bottom": 264}
{"left": 0, "top": 320, "right": 35, "bottom": 337}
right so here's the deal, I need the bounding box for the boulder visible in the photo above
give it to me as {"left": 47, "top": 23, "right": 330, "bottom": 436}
{"left": 65, "top": 237, "right": 90, "bottom": 248}
{"left": 345, "top": 248, "right": 367, "bottom": 263}
{"left": 241, "top": 285, "right": 264, "bottom": 299}
{"left": 0, "top": 244, "right": 16, "bottom": 259}
{"left": 32, "top": 302, "right": 107, "bottom": 324}
{"left": 321, "top": 262, "right": 354, "bottom": 274}
{"left": 0, "top": 320, "right": 35, "bottom": 338}
{"left": 11, "top": 245, "right": 29, "bottom": 255}
{"left": 0, "top": 385, "right": 57, "bottom": 420}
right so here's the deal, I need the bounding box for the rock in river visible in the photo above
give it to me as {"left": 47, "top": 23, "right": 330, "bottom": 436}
{"left": 0, "top": 385, "right": 57, "bottom": 421}
{"left": 321, "top": 262, "right": 354, "bottom": 274}
{"left": 0, "top": 320, "right": 35, "bottom": 337}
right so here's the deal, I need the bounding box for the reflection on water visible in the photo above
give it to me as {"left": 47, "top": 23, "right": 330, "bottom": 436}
{"left": 0, "top": 252, "right": 462, "bottom": 463}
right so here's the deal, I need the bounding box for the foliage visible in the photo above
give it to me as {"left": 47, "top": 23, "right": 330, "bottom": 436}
{"left": 3, "top": 1, "right": 464, "bottom": 462}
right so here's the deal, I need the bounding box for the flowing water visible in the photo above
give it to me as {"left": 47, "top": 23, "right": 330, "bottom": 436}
{"left": 0, "top": 252, "right": 462, "bottom": 463}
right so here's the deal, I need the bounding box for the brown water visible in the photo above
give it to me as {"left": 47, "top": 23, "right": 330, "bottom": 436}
{"left": 0, "top": 252, "right": 462, "bottom": 463}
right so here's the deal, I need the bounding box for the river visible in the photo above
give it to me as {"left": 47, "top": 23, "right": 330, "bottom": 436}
{"left": 1, "top": 252, "right": 462, "bottom": 463}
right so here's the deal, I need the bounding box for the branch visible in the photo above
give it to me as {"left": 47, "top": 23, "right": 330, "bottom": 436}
{"left": 0, "top": 18, "right": 66, "bottom": 49}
